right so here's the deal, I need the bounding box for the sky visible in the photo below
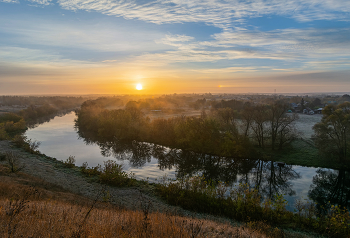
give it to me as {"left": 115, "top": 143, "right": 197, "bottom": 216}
{"left": 0, "top": 0, "right": 350, "bottom": 95}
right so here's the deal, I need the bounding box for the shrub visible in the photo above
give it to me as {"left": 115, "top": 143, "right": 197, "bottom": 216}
{"left": 63, "top": 155, "right": 76, "bottom": 168}
{"left": 80, "top": 161, "right": 136, "bottom": 187}
{"left": 0, "top": 152, "right": 6, "bottom": 161}
{"left": 99, "top": 160, "right": 136, "bottom": 187}
{"left": 0, "top": 127, "right": 9, "bottom": 140}
{"left": 12, "top": 135, "right": 27, "bottom": 148}
{"left": 12, "top": 135, "right": 41, "bottom": 154}
{"left": 4, "top": 151, "right": 25, "bottom": 173}
{"left": 81, "top": 162, "right": 101, "bottom": 176}
{"left": 27, "top": 139, "right": 41, "bottom": 153}
{"left": 155, "top": 175, "right": 350, "bottom": 237}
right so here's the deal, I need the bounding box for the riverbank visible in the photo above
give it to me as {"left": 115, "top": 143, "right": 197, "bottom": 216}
{"left": 0, "top": 163, "right": 256, "bottom": 238}
{"left": 262, "top": 138, "right": 349, "bottom": 170}
{"left": 0, "top": 140, "right": 320, "bottom": 237}
{"left": 0, "top": 140, "right": 175, "bottom": 212}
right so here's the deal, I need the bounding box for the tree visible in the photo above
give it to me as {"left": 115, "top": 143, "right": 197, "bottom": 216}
{"left": 310, "top": 98, "right": 322, "bottom": 109}
{"left": 301, "top": 98, "right": 305, "bottom": 111}
{"left": 214, "top": 108, "right": 237, "bottom": 135}
{"left": 313, "top": 102, "right": 350, "bottom": 161}
{"left": 240, "top": 105, "right": 254, "bottom": 138}
{"left": 268, "top": 100, "right": 299, "bottom": 150}
{"left": 250, "top": 105, "right": 269, "bottom": 148}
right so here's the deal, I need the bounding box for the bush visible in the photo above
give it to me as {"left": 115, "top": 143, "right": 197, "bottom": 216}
{"left": 12, "top": 135, "right": 41, "bottom": 154}
{"left": 4, "top": 151, "right": 25, "bottom": 173}
{"left": 0, "top": 113, "right": 26, "bottom": 138}
{"left": 0, "top": 127, "right": 9, "bottom": 140}
{"left": 81, "top": 162, "right": 101, "bottom": 176}
{"left": 63, "top": 156, "right": 76, "bottom": 168}
{"left": 81, "top": 160, "right": 136, "bottom": 187}
{"left": 12, "top": 135, "right": 27, "bottom": 148}
{"left": 99, "top": 160, "right": 136, "bottom": 187}
{"left": 155, "top": 175, "right": 350, "bottom": 237}
{"left": 0, "top": 152, "right": 6, "bottom": 161}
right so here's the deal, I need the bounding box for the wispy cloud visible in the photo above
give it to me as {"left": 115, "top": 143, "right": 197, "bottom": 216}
{"left": 130, "top": 27, "right": 350, "bottom": 68}
{"left": 1, "top": 0, "right": 350, "bottom": 94}
{"left": 56, "top": 0, "right": 350, "bottom": 29}
{"left": 26, "top": 0, "right": 52, "bottom": 6}
{"left": 0, "top": 17, "right": 166, "bottom": 53}
{"left": 0, "top": 46, "right": 103, "bottom": 67}
{"left": 1, "top": 0, "right": 18, "bottom": 3}
{"left": 191, "top": 66, "right": 257, "bottom": 74}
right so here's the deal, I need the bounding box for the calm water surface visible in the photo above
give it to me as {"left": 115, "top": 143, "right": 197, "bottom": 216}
{"left": 26, "top": 112, "right": 349, "bottom": 211}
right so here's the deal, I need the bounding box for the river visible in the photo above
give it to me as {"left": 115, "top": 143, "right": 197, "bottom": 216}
{"left": 25, "top": 111, "right": 350, "bottom": 211}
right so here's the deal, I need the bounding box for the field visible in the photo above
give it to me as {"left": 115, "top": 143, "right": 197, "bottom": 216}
{"left": 0, "top": 105, "right": 28, "bottom": 115}
{"left": 293, "top": 114, "right": 322, "bottom": 139}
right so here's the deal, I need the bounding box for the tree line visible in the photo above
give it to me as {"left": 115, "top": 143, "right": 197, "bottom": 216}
{"left": 75, "top": 99, "right": 300, "bottom": 158}
{"left": 0, "top": 96, "right": 88, "bottom": 140}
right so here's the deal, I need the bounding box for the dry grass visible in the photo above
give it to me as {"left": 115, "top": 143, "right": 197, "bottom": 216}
{"left": 0, "top": 164, "right": 314, "bottom": 238}
{"left": 0, "top": 164, "right": 91, "bottom": 205}
{"left": 0, "top": 198, "right": 274, "bottom": 238}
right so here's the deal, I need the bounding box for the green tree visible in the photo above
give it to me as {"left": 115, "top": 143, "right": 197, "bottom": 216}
{"left": 313, "top": 102, "right": 350, "bottom": 161}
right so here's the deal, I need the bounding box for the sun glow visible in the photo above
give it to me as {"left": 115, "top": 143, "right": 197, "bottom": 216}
{"left": 136, "top": 83, "right": 143, "bottom": 90}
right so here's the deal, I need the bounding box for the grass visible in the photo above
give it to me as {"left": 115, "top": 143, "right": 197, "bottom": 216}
{"left": 2, "top": 138, "right": 340, "bottom": 237}
{"left": 262, "top": 139, "right": 347, "bottom": 170}
{"left": 155, "top": 175, "right": 350, "bottom": 238}
{"left": 0, "top": 198, "right": 283, "bottom": 238}
{"left": 0, "top": 164, "right": 312, "bottom": 238}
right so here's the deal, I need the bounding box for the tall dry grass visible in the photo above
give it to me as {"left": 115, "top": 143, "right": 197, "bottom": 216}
{"left": 0, "top": 165, "right": 312, "bottom": 238}
{"left": 0, "top": 198, "right": 275, "bottom": 238}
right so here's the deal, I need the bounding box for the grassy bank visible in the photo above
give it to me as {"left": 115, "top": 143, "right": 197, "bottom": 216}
{"left": 263, "top": 139, "right": 348, "bottom": 170}
{"left": 1, "top": 139, "right": 323, "bottom": 238}
{"left": 155, "top": 176, "right": 350, "bottom": 238}
{"left": 0, "top": 164, "right": 311, "bottom": 238}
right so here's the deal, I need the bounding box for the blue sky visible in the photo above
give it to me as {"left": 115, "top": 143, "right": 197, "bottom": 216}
{"left": 0, "top": 0, "right": 349, "bottom": 94}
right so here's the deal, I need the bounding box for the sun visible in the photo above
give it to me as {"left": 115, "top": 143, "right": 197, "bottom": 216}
{"left": 136, "top": 83, "right": 143, "bottom": 90}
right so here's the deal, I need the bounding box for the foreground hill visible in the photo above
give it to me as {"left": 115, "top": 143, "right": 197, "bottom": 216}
{"left": 0, "top": 140, "right": 317, "bottom": 237}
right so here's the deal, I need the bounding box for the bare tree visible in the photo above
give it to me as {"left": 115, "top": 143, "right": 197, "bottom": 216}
{"left": 250, "top": 105, "right": 269, "bottom": 148}
{"left": 267, "top": 101, "right": 299, "bottom": 150}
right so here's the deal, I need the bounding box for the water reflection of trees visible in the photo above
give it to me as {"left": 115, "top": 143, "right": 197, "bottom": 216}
{"left": 251, "top": 161, "right": 300, "bottom": 198}
{"left": 309, "top": 169, "right": 350, "bottom": 211}
{"left": 27, "top": 109, "right": 74, "bottom": 128}
{"left": 114, "top": 141, "right": 300, "bottom": 199}
{"left": 77, "top": 124, "right": 301, "bottom": 199}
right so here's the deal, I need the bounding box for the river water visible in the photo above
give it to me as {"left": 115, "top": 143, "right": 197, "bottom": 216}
{"left": 26, "top": 112, "right": 349, "bottom": 211}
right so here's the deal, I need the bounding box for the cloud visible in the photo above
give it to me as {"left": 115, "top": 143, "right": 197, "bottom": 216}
{"left": 0, "top": 46, "right": 104, "bottom": 67}
{"left": 2, "top": 0, "right": 350, "bottom": 83}
{"left": 1, "top": 0, "right": 18, "bottom": 3}
{"left": 0, "top": 17, "right": 167, "bottom": 53}
{"left": 26, "top": 0, "right": 52, "bottom": 5}
{"left": 191, "top": 66, "right": 257, "bottom": 74}
{"left": 56, "top": 0, "right": 350, "bottom": 29}
{"left": 128, "top": 27, "right": 350, "bottom": 68}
